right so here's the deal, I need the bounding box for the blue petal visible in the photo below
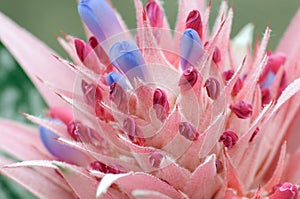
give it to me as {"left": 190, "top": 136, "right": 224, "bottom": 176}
{"left": 261, "top": 71, "right": 276, "bottom": 89}
{"left": 39, "top": 119, "right": 84, "bottom": 164}
{"left": 180, "top": 28, "right": 203, "bottom": 70}
{"left": 109, "top": 41, "right": 146, "bottom": 84}
{"left": 106, "top": 71, "right": 128, "bottom": 88}
{"left": 78, "top": 0, "right": 123, "bottom": 43}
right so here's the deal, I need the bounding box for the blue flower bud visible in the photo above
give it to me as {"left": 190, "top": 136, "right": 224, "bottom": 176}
{"left": 109, "top": 41, "right": 146, "bottom": 84}
{"left": 180, "top": 28, "right": 203, "bottom": 70}
{"left": 260, "top": 71, "right": 275, "bottom": 89}
{"left": 106, "top": 71, "right": 128, "bottom": 89}
{"left": 39, "top": 119, "right": 86, "bottom": 164}
{"left": 78, "top": 0, "right": 123, "bottom": 44}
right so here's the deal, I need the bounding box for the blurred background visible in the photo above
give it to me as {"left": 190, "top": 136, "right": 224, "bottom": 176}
{"left": 0, "top": 0, "right": 299, "bottom": 198}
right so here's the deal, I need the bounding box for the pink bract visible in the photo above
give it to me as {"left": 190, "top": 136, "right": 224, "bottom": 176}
{"left": 1, "top": 0, "right": 300, "bottom": 198}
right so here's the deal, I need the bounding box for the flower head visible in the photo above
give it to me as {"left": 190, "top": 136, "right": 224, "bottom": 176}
{"left": 1, "top": 0, "right": 300, "bottom": 199}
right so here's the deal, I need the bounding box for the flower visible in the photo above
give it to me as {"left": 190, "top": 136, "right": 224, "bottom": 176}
{"left": 1, "top": 0, "right": 300, "bottom": 198}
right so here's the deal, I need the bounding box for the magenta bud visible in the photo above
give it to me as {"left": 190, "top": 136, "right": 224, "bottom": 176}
{"left": 230, "top": 101, "right": 253, "bottom": 119}
{"left": 261, "top": 88, "right": 271, "bottom": 105}
{"left": 222, "top": 69, "right": 235, "bottom": 82}
{"left": 89, "top": 36, "right": 99, "bottom": 49}
{"left": 107, "top": 164, "right": 126, "bottom": 174}
{"left": 179, "top": 121, "right": 199, "bottom": 141}
{"left": 178, "top": 67, "right": 198, "bottom": 91}
{"left": 88, "top": 160, "right": 107, "bottom": 172}
{"left": 110, "top": 82, "right": 128, "bottom": 113}
{"left": 75, "top": 38, "right": 92, "bottom": 62}
{"left": 204, "top": 77, "right": 220, "bottom": 100}
{"left": 267, "top": 52, "right": 287, "bottom": 74}
{"left": 270, "top": 182, "right": 299, "bottom": 199}
{"left": 153, "top": 88, "right": 170, "bottom": 121}
{"left": 149, "top": 151, "right": 164, "bottom": 168}
{"left": 88, "top": 161, "right": 125, "bottom": 174}
{"left": 219, "top": 130, "right": 239, "bottom": 149}
{"left": 123, "top": 117, "right": 145, "bottom": 146}
{"left": 145, "top": 0, "right": 164, "bottom": 29}
{"left": 213, "top": 46, "right": 221, "bottom": 64}
{"left": 231, "top": 77, "right": 243, "bottom": 96}
{"left": 185, "top": 10, "right": 203, "bottom": 39}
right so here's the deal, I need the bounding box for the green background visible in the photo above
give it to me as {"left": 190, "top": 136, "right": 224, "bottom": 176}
{"left": 0, "top": 0, "right": 299, "bottom": 198}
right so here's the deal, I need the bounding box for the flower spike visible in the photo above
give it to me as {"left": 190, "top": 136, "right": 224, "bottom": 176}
{"left": 180, "top": 28, "right": 203, "bottom": 70}
{"left": 109, "top": 41, "right": 147, "bottom": 84}
{"left": 78, "top": 0, "right": 123, "bottom": 47}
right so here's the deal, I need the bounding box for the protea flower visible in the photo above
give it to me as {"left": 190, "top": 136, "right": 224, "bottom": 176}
{"left": 1, "top": 0, "right": 300, "bottom": 198}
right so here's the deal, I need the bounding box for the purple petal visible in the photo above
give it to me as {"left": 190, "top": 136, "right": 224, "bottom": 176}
{"left": 39, "top": 119, "right": 87, "bottom": 165}
{"left": 78, "top": 0, "right": 123, "bottom": 44}
{"left": 180, "top": 28, "right": 203, "bottom": 70}
{"left": 109, "top": 41, "right": 146, "bottom": 84}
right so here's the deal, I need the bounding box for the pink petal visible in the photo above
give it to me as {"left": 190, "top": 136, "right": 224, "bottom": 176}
{"left": 0, "top": 13, "right": 75, "bottom": 107}
{"left": 6, "top": 160, "right": 98, "bottom": 199}
{"left": 58, "top": 137, "right": 140, "bottom": 172}
{"left": 97, "top": 172, "right": 184, "bottom": 198}
{"left": 184, "top": 155, "right": 223, "bottom": 199}
{"left": 152, "top": 160, "right": 191, "bottom": 191}
{"left": 146, "top": 106, "right": 181, "bottom": 148}
{"left": 0, "top": 119, "right": 50, "bottom": 160}
{"left": 236, "top": 27, "right": 271, "bottom": 102}
{"left": 0, "top": 157, "right": 75, "bottom": 199}
{"left": 199, "top": 113, "right": 226, "bottom": 158}
{"left": 276, "top": 7, "right": 300, "bottom": 56}
{"left": 263, "top": 142, "right": 287, "bottom": 192}
{"left": 132, "top": 190, "right": 172, "bottom": 199}
{"left": 284, "top": 147, "right": 300, "bottom": 183}
{"left": 224, "top": 150, "right": 246, "bottom": 196}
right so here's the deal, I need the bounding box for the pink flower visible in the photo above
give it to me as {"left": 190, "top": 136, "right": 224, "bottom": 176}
{"left": 1, "top": 0, "right": 300, "bottom": 198}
